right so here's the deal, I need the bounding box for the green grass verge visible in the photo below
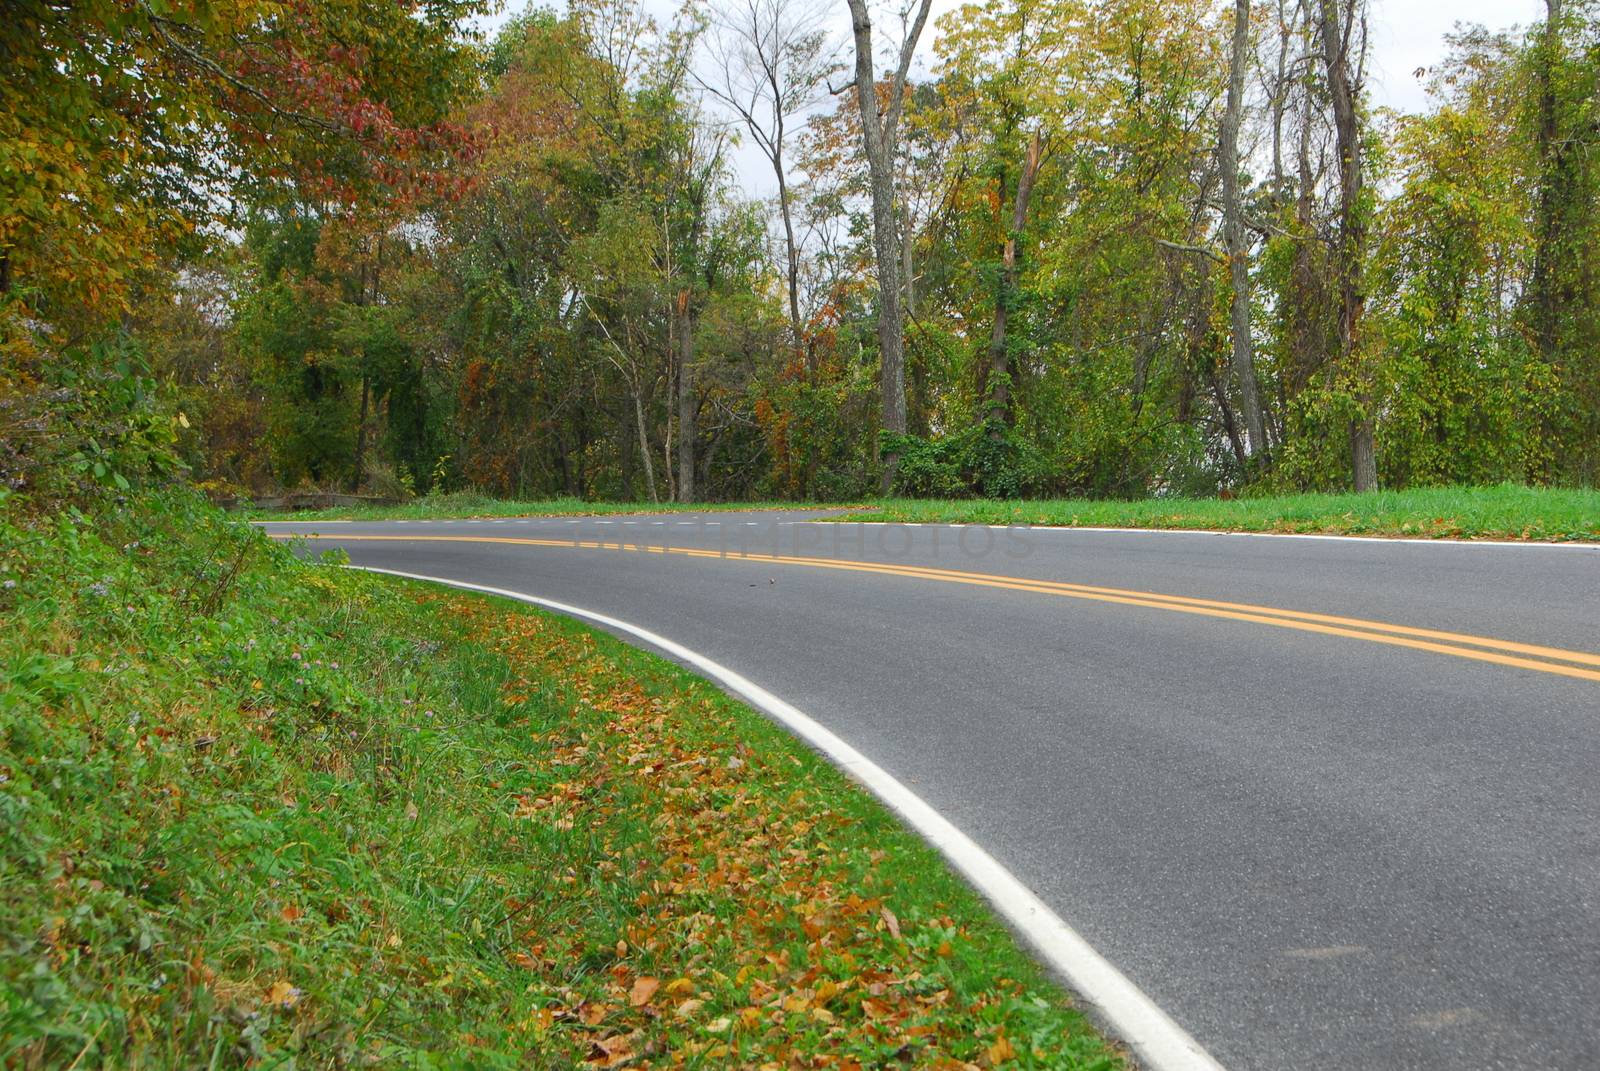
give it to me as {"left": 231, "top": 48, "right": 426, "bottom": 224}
{"left": 247, "top": 492, "right": 844, "bottom": 522}
{"left": 255, "top": 484, "right": 1599, "bottom": 541}
{"left": 841, "top": 485, "right": 1600, "bottom": 542}
{"left": 1, "top": 491, "right": 1122, "bottom": 1069}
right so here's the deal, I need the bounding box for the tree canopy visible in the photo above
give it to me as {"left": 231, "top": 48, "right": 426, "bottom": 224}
{"left": 7, "top": 0, "right": 1600, "bottom": 501}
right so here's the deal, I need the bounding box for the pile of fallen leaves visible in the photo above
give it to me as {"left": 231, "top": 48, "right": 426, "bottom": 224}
{"left": 445, "top": 594, "right": 1122, "bottom": 1070}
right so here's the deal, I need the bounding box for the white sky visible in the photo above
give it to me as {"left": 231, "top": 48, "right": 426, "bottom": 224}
{"left": 478, "top": 0, "right": 1548, "bottom": 191}
{"left": 1368, "top": 0, "right": 1544, "bottom": 112}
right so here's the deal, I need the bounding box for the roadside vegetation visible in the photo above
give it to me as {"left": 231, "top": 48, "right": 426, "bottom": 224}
{"left": 248, "top": 492, "right": 842, "bottom": 522}
{"left": 843, "top": 485, "right": 1600, "bottom": 542}
{"left": 257, "top": 484, "right": 1600, "bottom": 543}
{"left": 1, "top": 490, "right": 1122, "bottom": 1069}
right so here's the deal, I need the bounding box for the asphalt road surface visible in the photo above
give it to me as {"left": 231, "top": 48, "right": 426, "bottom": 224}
{"left": 260, "top": 512, "right": 1600, "bottom": 1071}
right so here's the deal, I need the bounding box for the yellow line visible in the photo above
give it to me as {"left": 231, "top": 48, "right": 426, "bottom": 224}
{"left": 269, "top": 533, "right": 1600, "bottom": 683}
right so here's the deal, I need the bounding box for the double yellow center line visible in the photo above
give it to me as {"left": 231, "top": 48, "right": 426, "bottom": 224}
{"left": 269, "top": 532, "right": 1600, "bottom": 684}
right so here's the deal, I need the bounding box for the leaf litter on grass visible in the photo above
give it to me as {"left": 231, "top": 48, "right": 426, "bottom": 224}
{"left": 440, "top": 592, "right": 1123, "bottom": 1070}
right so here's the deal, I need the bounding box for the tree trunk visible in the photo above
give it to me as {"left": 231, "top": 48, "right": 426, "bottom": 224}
{"left": 903, "top": 198, "right": 932, "bottom": 435}
{"left": 633, "top": 387, "right": 658, "bottom": 504}
{"left": 1220, "top": 0, "right": 1267, "bottom": 461}
{"left": 350, "top": 374, "right": 370, "bottom": 492}
{"left": 1316, "top": 0, "right": 1377, "bottom": 491}
{"left": 1271, "top": 0, "right": 1293, "bottom": 187}
{"left": 1529, "top": 0, "right": 1565, "bottom": 361}
{"left": 776, "top": 159, "right": 805, "bottom": 363}
{"left": 675, "top": 291, "right": 695, "bottom": 503}
{"left": 985, "top": 131, "right": 1044, "bottom": 434}
{"left": 845, "top": 0, "right": 932, "bottom": 494}
{"left": 1288, "top": 29, "right": 1320, "bottom": 393}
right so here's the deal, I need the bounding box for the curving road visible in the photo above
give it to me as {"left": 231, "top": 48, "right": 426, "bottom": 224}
{"left": 261, "top": 512, "right": 1600, "bottom": 1071}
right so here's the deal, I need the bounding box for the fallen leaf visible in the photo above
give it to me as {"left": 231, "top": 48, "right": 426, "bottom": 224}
{"left": 629, "top": 975, "right": 660, "bottom": 1006}
{"left": 880, "top": 906, "right": 901, "bottom": 940}
{"left": 587, "top": 1033, "right": 632, "bottom": 1065}
{"left": 986, "top": 1034, "right": 1016, "bottom": 1063}
{"left": 265, "top": 980, "right": 300, "bottom": 1008}
{"left": 674, "top": 998, "right": 704, "bottom": 1020}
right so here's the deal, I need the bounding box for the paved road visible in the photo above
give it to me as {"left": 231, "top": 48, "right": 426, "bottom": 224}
{"left": 261, "top": 512, "right": 1600, "bottom": 1070}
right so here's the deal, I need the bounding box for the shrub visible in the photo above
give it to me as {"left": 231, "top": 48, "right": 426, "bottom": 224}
{"left": 884, "top": 422, "right": 1047, "bottom": 499}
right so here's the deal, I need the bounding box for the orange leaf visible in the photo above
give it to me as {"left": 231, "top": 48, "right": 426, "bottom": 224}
{"left": 628, "top": 975, "right": 660, "bottom": 1007}
{"left": 265, "top": 980, "right": 300, "bottom": 1008}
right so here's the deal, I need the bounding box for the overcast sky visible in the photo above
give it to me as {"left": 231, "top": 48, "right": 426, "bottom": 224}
{"left": 479, "top": 0, "right": 1548, "bottom": 190}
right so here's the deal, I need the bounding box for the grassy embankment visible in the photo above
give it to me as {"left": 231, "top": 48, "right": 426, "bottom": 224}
{"left": 261, "top": 485, "right": 1599, "bottom": 542}
{"left": 0, "top": 492, "right": 1121, "bottom": 1069}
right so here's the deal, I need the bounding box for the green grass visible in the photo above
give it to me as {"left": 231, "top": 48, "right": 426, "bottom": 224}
{"left": 1, "top": 491, "right": 1122, "bottom": 1069}
{"left": 840, "top": 485, "right": 1600, "bottom": 542}
{"left": 256, "top": 484, "right": 1599, "bottom": 541}
{"left": 247, "top": 491, "right": 840, "bottom": 522}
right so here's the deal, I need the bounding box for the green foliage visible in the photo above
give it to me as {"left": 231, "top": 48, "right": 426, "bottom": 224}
{"left": 0, "top": 490, "right": 1122, "bottom": 1067}
{"left": 886, "top": 422, "right": 1048, "bottom": 499}
{"left": 25, "top": 0, "right": 1600, "bottom": 511}
{"left": 0, "top": 338, "right": 186, "bottom": 507}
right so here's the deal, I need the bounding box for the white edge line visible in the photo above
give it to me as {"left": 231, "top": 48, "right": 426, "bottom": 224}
{"left": 345, "top": 563, "right": 1226, "bottom": 1071}
{"left": 812, "top": 518, "right": 1600, "bottom": 547}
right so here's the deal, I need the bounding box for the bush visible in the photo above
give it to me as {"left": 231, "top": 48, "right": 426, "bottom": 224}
{"left": 0, "top": 336, "right": 186, "bottom": 510}
{"left": 884, "top": 422, "right": 1046, "bottom": 499}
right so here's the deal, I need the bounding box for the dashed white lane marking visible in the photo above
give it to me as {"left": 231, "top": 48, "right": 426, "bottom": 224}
{"left": 345, "top": 565, "right": 1229, "bottom": 1071}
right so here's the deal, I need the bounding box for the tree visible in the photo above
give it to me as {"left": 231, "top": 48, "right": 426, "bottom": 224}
{"left": 1528, "top": 0, "right": 1568, "bottom": 362}
{"left": 844, "top": 0, "right": 935, "bottom": 492}
{"left": 700, "top": 0, "right": 839, "bottom": 349}
{"left": 1315, "top": 0, "right": 1378, "bottom": 491}
{"left": 1, "top": 0, "right": 486, "bottom": 345}
{"left": 933, "top": 0, "right": 1085, "bottom": 434}
{"left": 1220, "top": 0, "right": 1269, "bottom": 460}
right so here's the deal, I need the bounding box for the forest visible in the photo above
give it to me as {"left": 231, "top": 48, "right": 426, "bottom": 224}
{"left": 5, "top": 0, "right": 1599, "bottom": 506}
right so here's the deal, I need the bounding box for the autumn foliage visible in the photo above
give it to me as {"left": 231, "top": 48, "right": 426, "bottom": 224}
{"left": 1, "top": 0, "right": 486, "bottom": 339}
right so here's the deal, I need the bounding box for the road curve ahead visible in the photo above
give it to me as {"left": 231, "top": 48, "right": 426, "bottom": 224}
{"left": 260, "top": 512, "right": 1600, "bottom": 1071}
